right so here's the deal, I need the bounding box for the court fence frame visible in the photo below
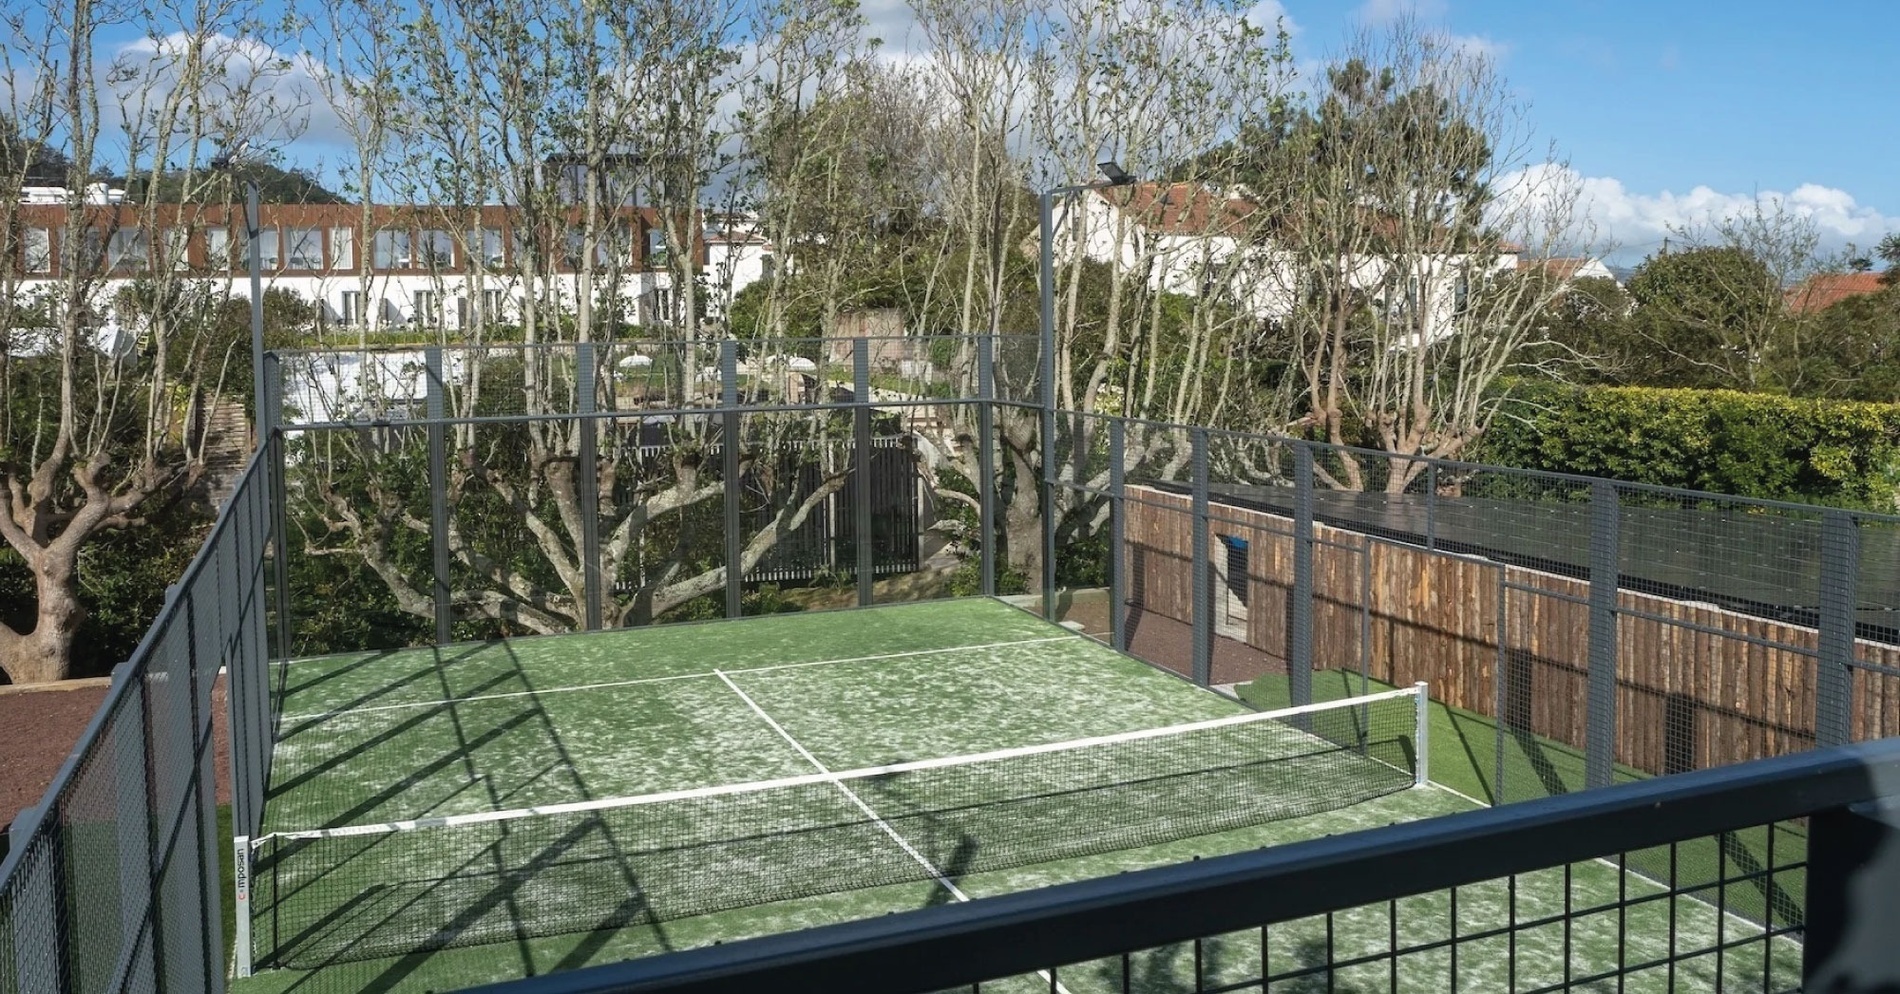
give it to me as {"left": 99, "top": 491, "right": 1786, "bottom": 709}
{"left": 8, "top": 330, "right": 1900, "bottom": 991}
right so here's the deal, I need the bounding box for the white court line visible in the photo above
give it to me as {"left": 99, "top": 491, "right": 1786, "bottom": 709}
{"left": 279, "top": 635, "right": 1079, "bottom": 723}
{"left": 713, "top": 669, "right": 1077, "bottom": 994}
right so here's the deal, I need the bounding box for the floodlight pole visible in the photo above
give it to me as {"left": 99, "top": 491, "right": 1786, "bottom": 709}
{"left": 1038, "top": 163, "right": 1134, "bottom": 621}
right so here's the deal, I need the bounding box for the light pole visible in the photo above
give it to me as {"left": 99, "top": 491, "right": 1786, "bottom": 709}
{"left": 1038, "top": 161, "right": 1136, "bottom": 620}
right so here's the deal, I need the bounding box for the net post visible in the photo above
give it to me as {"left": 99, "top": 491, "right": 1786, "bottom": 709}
{"left": 233, "top": 835, "right": 253, "bottom": 978}
{"left": 1414, "top": 682, "right": 1430, "bottom": 788}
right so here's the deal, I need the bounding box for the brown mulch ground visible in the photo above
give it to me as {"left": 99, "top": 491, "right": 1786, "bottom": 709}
{"left": 0, "top": 676, "right": 231, "bottom": 836}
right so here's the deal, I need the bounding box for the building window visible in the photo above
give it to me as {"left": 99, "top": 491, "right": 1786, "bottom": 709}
{"left": 107, "top": 229, "right": 149, "bottom": 271}
{"left": 337, "top": 290, "right": 363, "bottom": 326}
{"left": 256, "top": 228, "right": 282, "bottom": 270}
{"left": 759, "top": 253, "right": 776, "bottom": 281}
{"left": 466, "top": 228, "right": 505, "bottom": 269}
{"left": 286, "top": 228, "right": 323, "bottom": 269}
{"left": 420, "top": 229, "right": 455, "bottom": 268}
{"left": 330, "top": 227, "right": 355, "bottom": 270}
{"left": 483, "top": 289, "right": 507, "bottom": 319}
{"left": 645, "top": 287, "right": 674, "bottom": 326}
{"left": 645, "top": 228, "right": 669, "bottom": 269}
{"left": 205, "top": 228, "right": 232, "bottom": 270}
{"left": 160, "top": 228, "right": 189, "bottom": 271}
{"left": 373, "top": 230, "right": 413, "bottom": 270}
{"left": 23, "top": 228, "right": 52, "bottom": 273}
{"left": 412, "top": 290, "right": 441, "bottom": 324}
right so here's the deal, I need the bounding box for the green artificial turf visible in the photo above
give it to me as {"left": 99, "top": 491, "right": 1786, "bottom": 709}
{"left": 227, "top": 601, "right": 1804, "bottom": 994}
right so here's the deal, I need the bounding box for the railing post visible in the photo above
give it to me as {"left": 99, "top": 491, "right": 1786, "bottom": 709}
{"left": 1290, "top": 444, "right": 1315, "bottom": 710}
{"left": 1806, "top": 801, "right": 1900, "bottom": 990}
{"left": 1586, "top": 480, "right": 1620, "bottom": 789}
{"left": 425, "top": 348, "right": 453, "bottom": 645}
{"left": 1191, "top": 427, "right": 1213, "bottom": 687}
{"left": 1109, "top": 418, "right": 1127, "bottom": 653}
{"left": 577, "top": 343, "right": 603, "bottom": 630}
{"left": 855, "top": 339, "right": 874, "bottom": 607}
{"left": 977, "top": 335, "right": 997, "bottom": 597}
{"left": 1818, "top": 511, "right": 1860, "bottom": 749}
{"left": 722, "top": 341, "right": 744, "bottom": 619}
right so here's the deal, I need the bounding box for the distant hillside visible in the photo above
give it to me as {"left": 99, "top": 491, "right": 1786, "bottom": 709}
{"left": 106, "top": 163, "right": 351, "bottom": 205}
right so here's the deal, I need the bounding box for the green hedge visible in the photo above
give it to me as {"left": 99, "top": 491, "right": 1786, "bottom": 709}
{"left": 1479, "top": 382, "right": 1900, "bottom": 511}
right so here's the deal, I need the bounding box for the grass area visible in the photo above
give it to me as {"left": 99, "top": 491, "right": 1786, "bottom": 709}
{"left": 1241, "top": 669, "right": 1809, "bottom": 937}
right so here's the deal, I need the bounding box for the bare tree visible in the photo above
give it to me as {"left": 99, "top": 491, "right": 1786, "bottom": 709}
{"left": 0, "top": 0, "right": 301, "bottom": 682}
{"left": 1256, "top": 22, "right": 1585, "bottom": 492}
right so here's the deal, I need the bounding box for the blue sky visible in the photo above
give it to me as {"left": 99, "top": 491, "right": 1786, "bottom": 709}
{"left": 1270, "top": 0, "right": 1899, "bottom": 264}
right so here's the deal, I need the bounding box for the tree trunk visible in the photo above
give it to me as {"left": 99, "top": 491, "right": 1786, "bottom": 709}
{"left": 0, "top": 554, "right": 84, "bottom": 685}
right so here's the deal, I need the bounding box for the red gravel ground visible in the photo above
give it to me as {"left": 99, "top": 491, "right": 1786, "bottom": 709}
{"left": 0, "top": 676, "right": 230, "bottom": 835}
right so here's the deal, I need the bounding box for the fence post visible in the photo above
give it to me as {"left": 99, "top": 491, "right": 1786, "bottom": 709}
{"left": 1290, "top": 445, "right": 1315, "bottom": 710}
{"left": 425, "top": 348, "right": 453, "bottom": 645}
{"left": 977, "top": 336, "right": 997, "bottom": 597}
{"left": 1109, "top": 418, "right": 1127, "bottom": 653}
{"left": 1586, "top": 480, "right": 1620, "bottom": 790}
{"left": 577, "top": 343, "right": 603, "bottom": 630}
{"left": 721, "top": 341, "right": 744, "bottom": 619}
{"left": 1806, "top": 802, "right": 1900, "bottom": 990}
{"left": 1425, "top": 463, "right": 1437, "bottom": 551}
{"left": 1494, "top": 567, "right": 1510, "bottom": 803}
{"left": 1817, "top": 511, "right": 1860, "bottom": 749}
{"left": 1191, "top": 427, "right": 1212, "bottom": 687}
{"left": 855, "top": 339, "right": 874, "bottom": 607}
{"left": 264, "top": 354, "right": 293, "bottom": 660}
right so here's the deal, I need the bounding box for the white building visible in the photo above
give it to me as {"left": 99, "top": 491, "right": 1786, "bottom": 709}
{"left": 1040, "top": 182, "right": 1520, "bottom": 345}
{"left": 2, "top": 201, "right": 739, "bottom": 346}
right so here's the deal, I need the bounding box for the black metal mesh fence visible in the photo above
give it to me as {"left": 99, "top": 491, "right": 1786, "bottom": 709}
{"left": 0, "top": 438, "right": 280, "bottom": 994}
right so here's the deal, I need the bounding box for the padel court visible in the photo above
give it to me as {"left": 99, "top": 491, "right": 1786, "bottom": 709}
{"left": 230, "top": 598, "right": 1799, "bottom": 994}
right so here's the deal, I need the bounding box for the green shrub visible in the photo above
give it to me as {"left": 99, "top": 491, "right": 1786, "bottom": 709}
{"left": 1480, "top": 382, "right": 1900, "bottom": 511}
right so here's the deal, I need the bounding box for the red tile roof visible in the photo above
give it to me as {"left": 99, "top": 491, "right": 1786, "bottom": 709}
{"left": 1093, "top": 183, "right": 1257, "bottom": 238}
{"left": 1786, "top": 272, "right": 1889, "bottom": 314}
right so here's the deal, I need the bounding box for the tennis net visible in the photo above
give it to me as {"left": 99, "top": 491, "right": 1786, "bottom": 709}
{"left": 242, "top": 683, "right": 1428, "bottom": 971}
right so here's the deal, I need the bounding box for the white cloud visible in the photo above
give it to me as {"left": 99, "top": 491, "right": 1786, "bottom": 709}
{"left": 107, "top": 33, "right": 348, "bottom": 155}
{"left": 1496, "top": 163, "right": 1900, "bottom": 265}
